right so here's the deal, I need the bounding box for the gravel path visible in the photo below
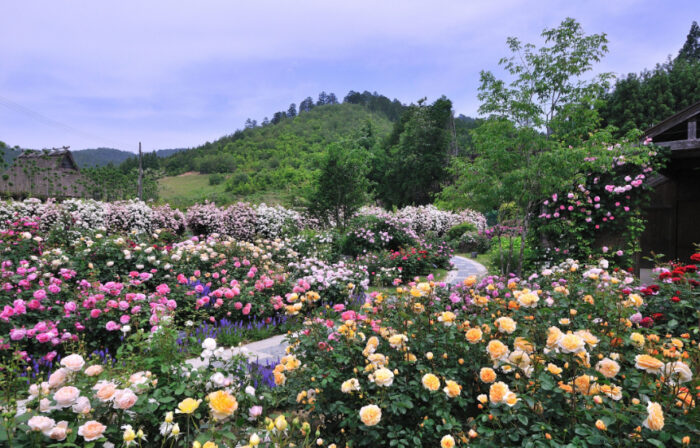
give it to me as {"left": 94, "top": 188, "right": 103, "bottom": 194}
{"left": 445, "top": 255, "right": 488, "bottom": 285}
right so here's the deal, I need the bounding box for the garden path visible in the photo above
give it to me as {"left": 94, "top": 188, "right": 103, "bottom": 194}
{"left": 185, "top": 256, "right": 488, "bottom": 369}
{"left": 446, "top": 255, "right": 487, "bottom": 285}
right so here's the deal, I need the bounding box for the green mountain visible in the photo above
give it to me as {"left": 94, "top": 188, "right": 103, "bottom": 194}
{"left": 159, "top": 102, "right": 395, "bottom": 205}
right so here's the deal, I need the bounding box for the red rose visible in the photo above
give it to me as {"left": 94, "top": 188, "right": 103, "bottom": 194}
{"left": 684, "top": 265, "right": 697, "bottom": 273}
{"left": 651, "top": 312, "right": 664, "bottom": 321}
{"left": 640, "top": 317, "right": 654, "bottom": 328}
{"left": 671, "top": 296, "right": 681, "bottom": 303}
{"left": 690, "top": 253, "right": 700, "bottom": 262}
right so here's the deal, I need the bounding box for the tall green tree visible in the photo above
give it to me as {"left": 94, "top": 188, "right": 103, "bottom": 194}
{"left": 677, "top": 20, "right": 700, "bottom": 62}
{"left": 478, "top": 17, "right": 611, "bottom": 140}
{"left": 441, "top": 18, "right": 610, "bottom": 274}
{"left": 376, "top": 96, "right": 453, "bottom": 207}
{"left": 308, "top": 139, "right": 371, "bottom": 228}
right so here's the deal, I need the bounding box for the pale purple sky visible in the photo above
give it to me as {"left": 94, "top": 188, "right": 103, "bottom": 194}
{"left": 0, "top": 1, "right": 696, "bottom": 153}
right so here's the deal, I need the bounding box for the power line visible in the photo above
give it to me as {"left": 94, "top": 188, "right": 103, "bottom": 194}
{"left": 0, "top": 94, "right": 131, "bottom": 149}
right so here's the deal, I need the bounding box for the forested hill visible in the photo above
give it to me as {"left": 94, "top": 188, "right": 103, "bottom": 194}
{"left": 0, "top": 146, "right": 185, "bottom": 168}
{"left": 159, "top": 102, "right": 395, "bottom": 194}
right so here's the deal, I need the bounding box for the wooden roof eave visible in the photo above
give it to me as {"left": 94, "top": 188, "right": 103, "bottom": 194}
{"left": 644, "top": 101, "right": 700, "bottom": 139}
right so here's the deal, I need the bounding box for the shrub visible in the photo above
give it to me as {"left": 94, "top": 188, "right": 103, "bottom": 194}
{"left": 447, "top": 222, "right": 477, "bottom": 241}
{"left": 208, "top": 173, "right": 225, "bottom": 185}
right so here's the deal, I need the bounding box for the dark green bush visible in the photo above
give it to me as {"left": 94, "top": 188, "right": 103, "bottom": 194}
{"left": 208, "top": 173, "right": 225, "bottom": 185}
{"left": 446, "top": 222, "right": 477, "bottom": 241}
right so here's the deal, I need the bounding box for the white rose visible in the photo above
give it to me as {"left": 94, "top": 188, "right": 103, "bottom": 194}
{"left": 201, "top": 338, "right": 217, "bottom": 351}
{"left": 210, "top": 372, "right": 227, "bottom": 387}
{"left": 113, "top": 389, "right": 138, "bottom": 410}
{"left": 48, "top": 421, "right": 68, "bottom": 441}
{"left": 245, "top": 386, "right": 256, "bottom": 396}
{"left": 48, "top": 368, "right": 69, "bottom": 388}
{"left": 39, "top": 398, "right": 52, "bottom": 412}
{"left": 60, "top": 354, "right": 85, "bottom": 372}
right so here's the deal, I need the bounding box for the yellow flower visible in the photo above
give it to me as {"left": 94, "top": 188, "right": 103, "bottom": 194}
{"left": 558, "top": 333, "right": 585, "bottom": 353}
{"left": 630, "top": 332, "right": 645, "bottom": 347}
{"left": 164, "top": 411, "right": 174, "bottom": 423}
{"left": 438, "top": 311, "right": 456, "bottom": 326}
{"left": 516, "top": 290, "right": 539, "bottom": 307}
{"left": 595, "top": 358, "right": 620, "bottom": 379}
{"left": 514, "top": 337, "right": 534, "bottom": 353}
{"left": 595, "top": 420, "right": 607, "bottom": 431}
{"left": 274, "top": 415, "right": 288, "bottom": 431}
{"left": 479, "top": 367, "right": 497, "bottom": 384}
{"left": 123, "top": 425, "right": 136, "bottom": 443}
{"left": 388, "top": 334, "right": 408, "bottom": 349}
{"left": 203, "top": 442, "right": 218, "bottom": 448}
{"left": 208, "top": 390, "right": 238, "bottom": 420}
{"left": 486, "top": 339, "right": 509, "bottom": 361}
{"left": 359, "top": 404, "right": 382, "bottom": 426}
{"left": 504, "top": 391, "right": 519, "bottom": 407}
{"left": 546, "top": 326, "right": 563, "bottom": 348}
{"left": 464, "top": 275, "right": 477, "bottom": 287}
{"left": 546, "top": 363, "right": 562, "bottom": 376}
{"left": 634, "top": 354, "right": 664, "bottom": 374}
{"left": 249, "top": 433, "right": 260, "bottom": 446}
{"left": 371, "top": 368, "right": 394, "bottom": 387}
{"left": 421, "top": 373, "right": 440, "bottom": 391}
{"left": 489, "top": 381, "right": 509, "bottom": 404}
{"left": 443, "top": 380, "right": 462, "bottom": 398}
{"left": 441, "top": 435, "right": 455, "bottom": 448}
{"left": 494, "top": 316, "right": 517, "bottom": 334}
{"left": 176, "top": 398, "right": 201, "bottom": 414}
{"left": 341, "top": 378, "right": 361, "bottom": 393}
{"left": 465, "top": 327, "right": 483, "bottom": 344}
{"left": 426, "top": 352, "right": 434, "bottom": 360}
{"left": 643, "top": 402, "right": 664, "bottom": 431}
{"left": 274, "top": 371, "right": 286, "bottom": 386}
{"left": 477, "top": 394, "right": 488, "bottom": 404}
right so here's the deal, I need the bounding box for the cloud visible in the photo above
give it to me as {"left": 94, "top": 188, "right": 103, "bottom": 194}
{"left": 0, "top": 0, "right": 695, "bottom": 151}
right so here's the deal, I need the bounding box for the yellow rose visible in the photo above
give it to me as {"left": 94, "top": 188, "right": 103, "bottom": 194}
{"left": 274, "top": 415, "right": 288, "bottom": 431}
{"left": 546, "top": 326, "right": 563, "bottom": 348}
{"left": 494, "top": 317, "right": 517, "bottom": 334}
{"left": 558, "top": 334, "right": 585, "bottom": 353}
{"left": 359, "top": 404, "right": 381, "bottom": 426}
{"left": 443, "top": 380, "right": 462, "bottom": 398}
{"left": 630, "top": 332, "right": 645, "bottom": 347}
{"left": 634, "top": 354, "right": 664, "bottom": 374}
{"left": 438, "top": 311, "right": 456, "bottom": 326}
{"left": 546, "top": 363, "right": 563, "bottom": 376}
{"left": 388, "top": 334, "right": 407, "bottom": 349}
{"left": 643, "top": 402, "right": 664, "bottom": 431}
{"left": 274, "top": 371, "right": 286, "bottom": 386}
{"left": 595, "top": 420, "right": 607, "bottom": 431}
{"left": 486, "top": 339, "right": 509, "bottom": 361}
{"left": 371, "top": 368, "right": 394, "bottom": 387}
{"left": 341, "top": 378, "right": 361, "bottom": 394}
{"left": 176, "top": 397, "right": 201, "bottom": 414}
{"left": 514, "top": 337, "right": 534, "bottom": 353}
{"left": 208, "top": 390, "right": 238, "bottom": 420}
{"left": 477, "top": 394, "right": 488, "bottom": 404}
{"left": 421, "top": 373, "right": 440, "bottom": 391}
{"left": 465, "top": 328, "right": 483, "bottom": 344}
{"left": 441, "top": 435, "right": 455, "bottom": 448}
{"left": 504, "top": 391, "right": 519, "bottom": 407}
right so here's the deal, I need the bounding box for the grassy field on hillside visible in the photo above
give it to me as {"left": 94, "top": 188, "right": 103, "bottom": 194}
{"left": 158, "top": 173, "right": 286, "bottom": 208}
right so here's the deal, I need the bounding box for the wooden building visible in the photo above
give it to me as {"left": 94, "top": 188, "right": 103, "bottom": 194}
{"left": 640, "top": 101, "right": 700, "bottom": 267}
{"left": 0, "top": 147, "right": 88, "bottom": 199}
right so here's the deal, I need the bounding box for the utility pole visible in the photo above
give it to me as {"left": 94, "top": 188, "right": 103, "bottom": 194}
{"left": 138, "top": 141, "right": 143, "bottom": 200}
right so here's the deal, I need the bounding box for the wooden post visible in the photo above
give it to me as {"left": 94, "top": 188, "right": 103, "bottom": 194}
{"left": 688, "top": 118, "right": 697, "bottom": 141}
{"left": 138, "top": 142, "right": 143, "bottom": 200}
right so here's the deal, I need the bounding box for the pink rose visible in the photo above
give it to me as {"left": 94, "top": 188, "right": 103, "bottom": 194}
{"left": 60, "top": 354, "right": 85, "bottom": 372}
{"left": 112, "top": 388, "right": 138, "bottom": 410}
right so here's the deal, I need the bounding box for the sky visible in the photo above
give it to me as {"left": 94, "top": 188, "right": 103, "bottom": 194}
{"left": 0, "top": 1, "right": 696, "bottom": 153}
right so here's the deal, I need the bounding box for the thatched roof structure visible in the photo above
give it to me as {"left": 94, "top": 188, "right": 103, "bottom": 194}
{"left": 0, "top": 147, "right": 88, "bottom": 199}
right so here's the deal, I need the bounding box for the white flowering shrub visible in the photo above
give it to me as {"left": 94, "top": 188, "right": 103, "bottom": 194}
{"left": 221, "top": 202, "right": 258, "bottom": 241}
{"left": 105, "top": 200, "right": 154, "bottom": 234}
{"left": 254, "top": 203, "right": 302, "bottom": 239}
{"left": 185, "top": 201, "right": 224, "bottom": 235}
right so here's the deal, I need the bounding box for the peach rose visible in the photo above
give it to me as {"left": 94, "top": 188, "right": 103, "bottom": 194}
{"left": 113, "top": 388, "right": 138, "bottom": 410}
{"left": 72, "top": 396, "right": 92, "bottom": 414}
{"left": 28, "top": 415, "right": 55, "bottom": 434}
{"left": 489, "top": 381, "right": 509, "bottom": 404}
{"left": 93, "top": 381, "right": 117, "bottom": 401}
{"left": 53, "top": 386, "right": 80, "bottom": 408}
{"left": 78, "top": 420, "right": 106, "bottom": 441}
{"left": 595, "top": 358, "right": 620, "bottom": 379}
{"left": 494, "top": 317, "right": 516, "bottom": 334}
{"left": 479, "top": 367, "right": 497, "bottom": 384}
{"left": 558, "top": 334, "right": 585, "bottom": 353}
{"left": 84, "top": 365, "right": 104, "bottom": 377}
{"left": 48, "top": 368, "right": 68, "bottom": 388}
{"left": 643, "top": 402, "right": 664, "bottom": 431}
{"left": 359, "top": 404, "right": 382, "bottom": 426}
{"left": 39, "top": 398, "right": 52, "bottom": 412}
{"left": 60, "top": 354, "right": 85, "bottom": 372}
{"left": 49, "top": 421, "right": 68, "bottom": 441}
